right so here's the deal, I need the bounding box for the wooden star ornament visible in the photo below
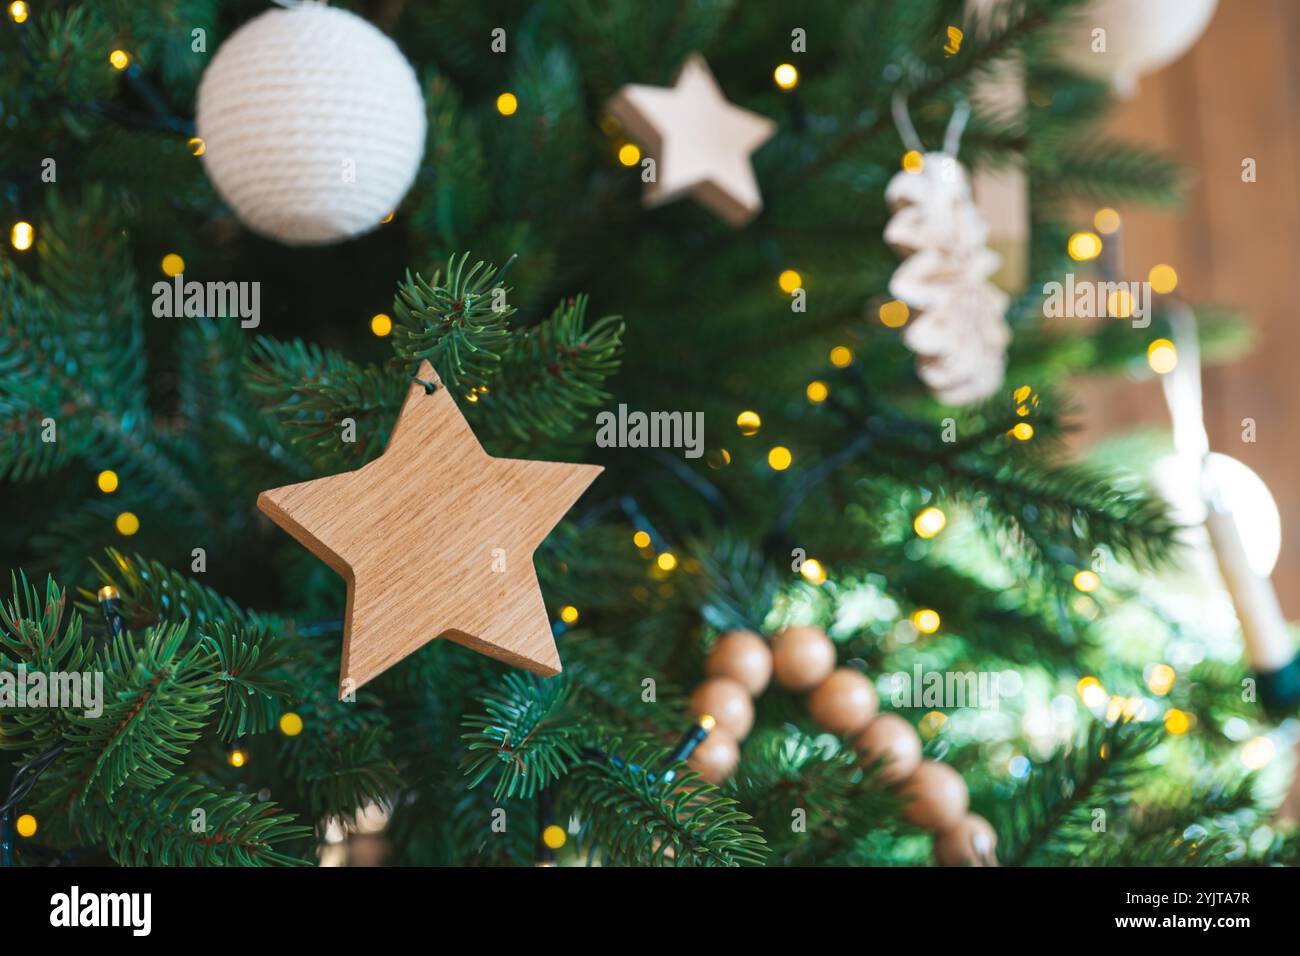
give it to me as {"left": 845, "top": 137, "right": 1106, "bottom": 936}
{"left": 608, "top": 54, "right": 777, "bottom": 226}
{"left": 257, "top": 361, "right": 601, "bottom": 697}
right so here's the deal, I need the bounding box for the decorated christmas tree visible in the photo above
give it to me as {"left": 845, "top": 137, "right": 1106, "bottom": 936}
{"left": 2, "top": 0, "right": 1296, "bottom": 874}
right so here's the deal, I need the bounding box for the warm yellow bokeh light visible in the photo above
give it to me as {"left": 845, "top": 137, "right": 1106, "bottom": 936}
{"left": 8, "top": 2, "right": 28, "bottom": 24}
{"left": 370, "top": 313, "right": 393, "bottom": 337}
{"left": 1107, "top": 288, "right": 1134, "bottom": 319}
{"left": 736, "top": 410, "right": 761, "bottom": 436}
{"left": 633, "top": 530, "right": 651, "bottom": 549}
{"left": 1073, "top": 569, "right": 1100, "bottom": 593}
{"left": 699, "top": 714, "right": 717, "bottom": 731}
{"left": 911, "top": 608, "right": 941, "bottom": 634}
{"left": 109, "top": 49, "right": 130, "bottom": 71}
{"left": 773, "top": 63, "right": 799, "bottom": 90}
{"left": 1148, "top": 263, "right": 1178, "bottom": 295}
{"left": 1093, "top": 208, "right": 1121, "bottom": 234}
{"left": 768, "top": 446, "right": 792, "bottom": 471}
{"left": 1077, "top": 676, "right": 1108, "bottom": 709}
{"left": 97, "top": 470, "right": 119, "bottom": 494}
{"left": 1242, "top": 736, "right": 1276, "bottom": 770}
{"left": 656, "top": 552, "right": 678, "bottom": 572}
{"left": 1011, "top": 422, "right": 1034, "bottom": 441}
{"left": 918, "top": 711, "right": 948, "bottom": 738}
{"left": 496, "top": 92, "right": 518, "bottom": 115}
{"left": 617, "top": 143, "right": 641, "bottom": 166}
{"left": 186, "top": 136, "right": 206, "bottom": 156}
{"left": 1067, "top": 231, "right": 1102, "bottom": 261}
{"left": 1146, "top": 664, "right": 1176, "bottom": 696}
{"left": 879, "top": 299, "right": 910, "bottom": 328}
{"left": 1164, "top": 708, "right": 1191, "bottom": 735}
{"left": 279, "top": 712, "right": 304, "bottom": 736}
{"left": 10, "top": 220, "right": 34, "bottom": 251}
{"left": 799, "top": 558, "right": 827, "bottom": 586}
{"left": 15, "top": 813, "right": 36, "bottom": 837}
{"left": 913, "top": 506, "right": 946, "bottom": 539}
{"left": 542, "top": 824, "right": 567, "bottom": 849}
{"left": 944, "top": 25, "right": 963, "bottom": 56}
{"left": 902, "top": 150, "right": 924, "bottom": 173}
{"left": 829, "top": 345, "right": 853, "bottom": 368}
{"left": 1147, "top": 338, "right": 1178, "bottom": 375}
{"left": 228, "top": 748, "right": 247, "bottom": 768}
{"left": 778, "top": 269, "right": 803, "bottom": 293}
{"left": 161, "top": 253, "right": 185, "bottom": 277}
{"left": 805, "top": 380, "right": 829, "bottom": 404}
{"left": 559, "top": 605, "right": 579, "bottom": 624}
{"left": 115, "top": 512, "right": 139, "bottom": 536}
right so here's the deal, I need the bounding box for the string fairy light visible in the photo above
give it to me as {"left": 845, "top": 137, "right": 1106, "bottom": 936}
{"left": 913, "top": 506, "right": 946, "bottom": 539}
{"left": 773, "top": 63, "right": 799, "bottom": 90}
{"left": 9, "top": 221, "right": 34, "bottom": 251}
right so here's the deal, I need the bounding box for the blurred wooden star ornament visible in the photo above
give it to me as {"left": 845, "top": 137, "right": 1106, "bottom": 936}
{"left": 257, "top": 361, "right": 601, "bottom": 697}
{"left": 608, "top": 54, "right": 776, "bottom": 226}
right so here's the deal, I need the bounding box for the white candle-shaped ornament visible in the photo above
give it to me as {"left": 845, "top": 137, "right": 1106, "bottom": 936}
{"left": 1203, "top": 481, "right": 1293, "bottom": 671}
{"left": 1160, "top": 303, "right": 1295, "bottom": 679}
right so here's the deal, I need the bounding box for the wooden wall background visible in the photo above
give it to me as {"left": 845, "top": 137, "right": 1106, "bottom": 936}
{"left": 1068, "top": 0, "right": 1300, "bottom": 615}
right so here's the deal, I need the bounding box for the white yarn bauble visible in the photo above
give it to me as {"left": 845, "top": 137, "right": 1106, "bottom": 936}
{"left": 196, "top": 2, "right": 426, "bottom": 245}
{"left": 1056, "top": 0, "right": 1218, "bottom": 97}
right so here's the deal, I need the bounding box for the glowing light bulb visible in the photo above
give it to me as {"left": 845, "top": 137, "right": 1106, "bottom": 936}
{"left": 1068, "top": 232, "right": 1102, "bottom": 261}
{"left": 911, "top": 608, "right": 941, "bottom": 634}
{"left": 97, "top": 470, "right": 119, "bottom": 494}
{"left": 656, "top": 552, "right": 678, "bottom": 572}
{"left": 559, "top": 605, "right": 579, "bottom": 624}
{"left": 370, "top": 313, "right": 393, "bottom": 337}
{"left": 10, "top": 221, "right": 34, "bottom": 251}
{"left": 1072, "top": 570, "right": 1100, "bottom": 593}
{"left": 805, "top": 381, "right": 828, "bottom": 404}
{"left": 879, "top": 299, "right": 909, "bottom": 328}
{"left": 913, "top": 507, "right": 946, "bottom": 539}
{"left": 778, "top": 269, "right": 803, "bottom": 294}
{"left": 767, "top": 446, "right": 792, "bottom": 471}
{"left": 161, "top": 253, "right": 185, "bottom": 277}
{"left": 901, "top": 150, "right": 924, "bottom": 173}
{"left": 1146, "top": 338, "right": 1178, "bottom": 374}
{"left": 109, "top": 49, "right": 130, "bottom": 71}
{"left": 279, "top": 712, "right": 304, "bottom": 736}
{"left": 736, "top": 410, "right": 761, "bottom": 436}
{"left": 496, "top": 92, "right": 518, "bottom": 116}
{"left": 617, "top": 143, "right": 641, "bottom": 166}
{"left": 829, "top": 345, "right": 853, "bottom": 368}
{"left": 773, "top": 63, "right": 799, "bottom": 90}
{"left": 633, "top": 530, "right": 651, "bottom": 549}
{"left": 115, "top": 512, "right": 140, "bottom": 536}
{"left": 800, "top": 558, "right": 826, "bottom": 585}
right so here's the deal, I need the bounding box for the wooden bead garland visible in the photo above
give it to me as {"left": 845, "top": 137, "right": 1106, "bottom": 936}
{"left": 688, "top": 677, "right": 755, "bottom": 741}
{"left": 689, "top": 624, "right": 998, "bottom": 865}
{"left": 704, "top": 629, "right": 772, "bottom": 696}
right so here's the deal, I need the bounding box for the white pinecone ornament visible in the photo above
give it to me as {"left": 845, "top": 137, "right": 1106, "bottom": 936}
{"left": 884, "top": 153, "right": 1011, "bottom": 406}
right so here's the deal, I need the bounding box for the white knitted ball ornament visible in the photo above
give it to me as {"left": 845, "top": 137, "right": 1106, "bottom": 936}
{"left": 196, "top": 2, "right": 426, "bottom": 246}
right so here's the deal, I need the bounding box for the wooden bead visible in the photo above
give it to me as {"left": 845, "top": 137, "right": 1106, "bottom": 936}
{"left": 933, "top": 814, "right": 999, "bottom": 867}
{"left": 689, "top": 677, "right": 755, "bottom": 741}
{"left": 855, "top": 713, "right": 922, "bottom": 785}
{"left": 687, "top": 727, "right": 740, "bottom": 785}
{"left": 807, "top": 668, "right": 878, "bottom": 736}
{"left": 771, "top": 625, "right": 836, "bottom": 692}
{"left": 705, "top": 629, "right": 773, "bottom": 696}
{"left": 901, "top": 760, "right": 969, "bottom": 831}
